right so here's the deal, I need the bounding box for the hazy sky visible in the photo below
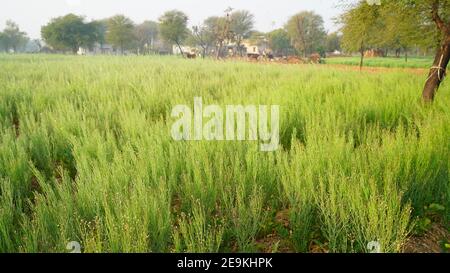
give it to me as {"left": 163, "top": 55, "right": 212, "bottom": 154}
{"left": 0, "top": 0, "right": 344, "bottom": 39}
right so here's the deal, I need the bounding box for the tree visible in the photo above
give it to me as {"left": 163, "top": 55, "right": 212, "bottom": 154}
{"left": 106, "top": 15, "right": 136, "bottom": 54}
{"left": 0, "top": 20, "right": 29, "bottom": 53}
{"left": 377, "top": 5, "right": 420, "bottom": 61}
{"left": 339, "top": 3, "right": 381, "bottom": 69}
{"left": 191, "top": 24, "right": 215, "bottom": 58}
{"left": 134, "top": 21, "right": 159, "bottom": 55}
{"left": 159, "top": 10, "right": 189, "bottom": 57}
{"left": 230, "top": 10, "right": 255, "bottom": 56}
{"left": 41, "top": 14, "right": 98, "bottom": 54}
{"left": 286, "top": 11, "right": 326, "bottom": 57}
{"left": 340, "top": 0, "right": 449, "bottom": 101}
{"left": 268, "top": 29, "right": 292, "bottom": 56}
{"left": 326, "top": 32, "right": 342, "bottom": 53}
{"left": 387, "top": 0, "right": 449, "bottom": 101}
{"left": 203, "top": 16, "right": 231, "bottom": 59}
{"left": 91, "top": 20, "right": 108, "bottom": 49}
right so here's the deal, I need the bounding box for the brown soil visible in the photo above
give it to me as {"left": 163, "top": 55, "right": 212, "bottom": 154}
{"left": 259, "top": 210, "right": 448, "bottom": 253}
{"left": 403, "top": 223, "right": 450, "bottom": 253}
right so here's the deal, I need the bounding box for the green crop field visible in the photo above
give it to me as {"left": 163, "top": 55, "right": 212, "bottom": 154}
{"left": 0, "top": 54, "right": 449, "bottom": 253}
{"left": 325, "top": 57, "right": 434, "bottom": 69}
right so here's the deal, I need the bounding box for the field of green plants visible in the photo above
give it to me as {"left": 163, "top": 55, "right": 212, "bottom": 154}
{"left": 0, "top": 54, "right": 449, "bottom": 253}
{"left": 325, "top": 56, "right": 434, "bottom": 69}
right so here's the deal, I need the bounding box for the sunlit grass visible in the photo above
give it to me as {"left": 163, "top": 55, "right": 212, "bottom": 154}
{"left": 0, "top": 54, "right": 448, "bottom": 253}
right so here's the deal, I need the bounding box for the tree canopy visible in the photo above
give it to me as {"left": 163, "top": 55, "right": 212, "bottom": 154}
{"left": 339, "top": 3, "right": 380, "bottom": 54}
{"left": 41, "top": 14, "right": 98, "bottom": 53}
{"left": 190, "top": 23, "right": 216, "bottom": 57}
{"left": 286, "top": 11, "right": 326, "bottom": 57}
{"left": 134, "top": 21, "right": 159, "bottom": 54}
{"left": 268, "top": 29, "right": 292, "bottom": 56}
{"left": 339, "top": 0, "right": 450, "bottom": 100}
{"left": 326, "top": 32, "right": 342, "bottom": 53}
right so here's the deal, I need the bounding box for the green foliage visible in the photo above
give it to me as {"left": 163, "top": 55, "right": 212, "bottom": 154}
{"left": 159, "top": 10, "right": 189, "bottom": 46}
{"left": 340, "top": 0, "right": 450, "bottom": 54}
{"left": 286, "top": 11, "right": 326, "bottom": 57}
{"left": 224, "top": 185, "right": 266, "bottom": 252}
{"left": 41, "top": 14, "right": 99, "bottom": 53}
{"left": 203, "top": 16, "right": 229, "bottom": 45}
{"left": 0, "top": 54, "right": 449, "bottom": 253}
{"left": 90, "top": 20, "right": 108, "bottom": 47}
{"left": 190, "top": 23, "right": 217, "bottom": 54}
{"left": 339, "top": 2, "right": 381, "bottom": 53}
{"left": 174, "top": 201, "right": 224, "bottom": 253}
{"left": 134, "top": 21, "right": 159, "bottom": 54}
{"left": 0, "top": 20, "right": 29, "bottom": 53}
{"left": 106, "top": 15, "right": 136, "bottom": 53}
{"left": 230, "top": 10, "right": 255, "bottom": 55}
{"left": 267, "top": 29, "right": 292, "bottom": 56}
{"left": 326, "top": 32, "right": 342, "bottom": 53}
{"left": 230, "top": 10, "right": 254, "bottom": 39}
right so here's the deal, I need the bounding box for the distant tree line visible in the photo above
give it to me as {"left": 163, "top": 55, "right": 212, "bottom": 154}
{"left": 1, "top": 5, "right": 444, "bottom": 62}
{"left": 33, "top": 9, "right": 342, "bottom": 58}
{"left": 0, "top": 10, "right": 373, "bottom": 58}
{"left": 39, "top": 14, "right": 161, "bottom": 55}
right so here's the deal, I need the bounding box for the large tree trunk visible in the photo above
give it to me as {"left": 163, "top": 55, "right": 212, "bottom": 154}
{"left": 422, "top": 36, "right": 450, "bottom": 102}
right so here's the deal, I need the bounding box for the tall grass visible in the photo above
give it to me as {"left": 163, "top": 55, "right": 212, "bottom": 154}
{"left": 0, "top": 54, "right": 448, "bottom": 253}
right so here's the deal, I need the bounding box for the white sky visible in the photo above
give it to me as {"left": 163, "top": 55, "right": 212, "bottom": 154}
{"left": 0, "top": 0, "right": 344, "bottom": 39}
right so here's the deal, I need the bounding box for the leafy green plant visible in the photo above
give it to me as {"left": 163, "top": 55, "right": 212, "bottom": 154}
{"left": 0, "top": 54, "right": 448, "bottom": 253}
